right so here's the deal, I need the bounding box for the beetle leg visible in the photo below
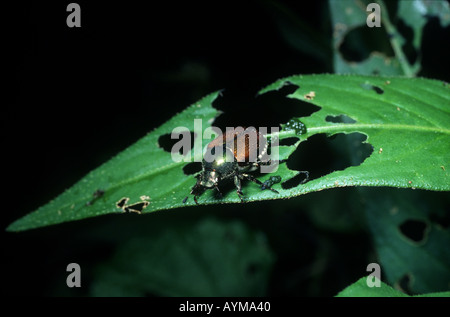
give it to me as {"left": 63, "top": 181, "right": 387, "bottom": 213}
{"left": 194, "top": 195, "right": 199, "bottom": 205}
{"left": 214, "top": 184, "right": 223, "bottom": 198}
{"left": 234, "top": 175, "right": 244, "bottom": 202}
{"left": 242, "top": 173, "right": 279, "bottom": 194}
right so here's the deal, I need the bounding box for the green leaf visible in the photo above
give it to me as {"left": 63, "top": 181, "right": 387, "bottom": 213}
{"left": 329, "top": 0, "right": 403, "bottom": 75}
{"left": 7, "top": 74, "right": 450, "bottom": 232}
{"left": 7, "top": 91, "right": 222, "bottom": 232}
{"left": 396, "top": 0, "right": 450, "bottom": 75}
{"left": 398, "top": 0, "right": 450, "bottom": 51}
{"left": 364, "top": 188, "right": 450, "bottom": 294}
{"left": 334, "top": 52, "right": 403, "bottom": 76}
{"left": 260, "top": 74, "right": 450, "bottom": 194}
{"left": 336, "top": 277, "right": 450, "bottom": 297}
{"left": 328, "top": 0, "right": 434, "bottom": 76}
{"left": 90, "top": 218, "right": 275, "bottom": 296}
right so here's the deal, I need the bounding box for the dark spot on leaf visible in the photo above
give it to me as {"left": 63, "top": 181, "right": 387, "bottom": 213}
{"left": 361, "top": 83, "right": 384, "bottom": 94}
{"left": 93, "top": 189, "right": 105, "bottom": 198}
{"left": 86, "top": 189, "right": 105, "bottom": 206}
{"left": 158, "top": 131, "right": 196, "bottom": 155}
{"left": 325, "top": 115, "right": 357, "bottom": 124}
{"left": 279, "top": 137, "right": 299, "bottom": 146}
{"left": 399, "top": 219, "right": 428, "bottom": 243}
{"left": 372, "top": 86, "right": 384, "bottom": 94}
{"left": 183, "top": 162, "right": 202, "bottom": 175}
{"left": 281, "top": 171, "right": 309, "bottom": 190}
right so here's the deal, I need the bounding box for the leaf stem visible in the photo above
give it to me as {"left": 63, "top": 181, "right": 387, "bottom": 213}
{"left": 378, "top": 0, "right": 415, "bottom": 77}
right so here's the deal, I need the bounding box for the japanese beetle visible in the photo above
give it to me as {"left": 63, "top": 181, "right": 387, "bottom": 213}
{"left": 183, "top": 127, "right": 280, "bottom": 204}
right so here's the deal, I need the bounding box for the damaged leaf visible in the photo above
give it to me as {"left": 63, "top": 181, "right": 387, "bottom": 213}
{"left": 7, "top": 74, "right": 450, "bottom": 231}
{"left": 260, "top": 74, "right": 450, "bottom": 194}
{"left": 329, "top": 0, "right": 403, "bottom": 75}
{"left": 336, "top": 276, "right": 450, "bottom": 297}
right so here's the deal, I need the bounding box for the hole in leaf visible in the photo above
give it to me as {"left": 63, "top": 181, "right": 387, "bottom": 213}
{"left": 158, "top": 131, "right": 196, "bottom": 154}
{"left": 213, "top": 82, "right": 320, "bottom": 131}
{"left": 279, "top": 137, "right": 299, "bottom": 146}
{"left": 421, "top": 17, "right": 450, "bottom": 80}
{"left": 399, "top": 219, "right": 428, "bottom": 243}
{"left": 396, "top": 19, "right": 418, "bottom": 65}
{"left": 339, "top": 26, "right": 394, "bottom": 62}
{"left": 360, "top": 83, "right": 384, "bottom": 94}
{"left": 281, "top": 172, "right": 309, "bottom": 190}
{"left": 183, "top": 162, "right": 202, "bottom": 175}
{"left": 325, "top": 115, "right": 357, "bottom": 124}
{"left": 429, "top": 212, "right": 450, "bottom": 229}
{"left": 285, "top": 132, "right": 373, "bottom": 184}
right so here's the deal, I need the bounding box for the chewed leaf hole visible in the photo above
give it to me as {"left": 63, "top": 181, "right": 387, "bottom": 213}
{"left": 215, "top": 81, "right": 319, "bottom": 130}
{"left": 183, "top": 162, "right": 202, "bottom": 175}
{"left": 361, "top": 83, "right": 384, "bottom": 94}
{"left": 325, "top": 114, "right": 357, "bottom": 124}
{"left": 399, "top": 219, "right": 428, "bottom": 243}
{"left": 429, "top": 212, "right": 450, "bottom": 229}
{"left": 281, "top": 171, "right": 309, "bottom": 190}
{"left": 279, "top": 137, "right": 300, "bottom": 146}
{"left": 158, "top": 132, "right": 196, "bottom": 155}
{"left": 286, "top": 132, "right": 373, "bottom": 182}
{"left": 340, "top": 26, "right": 394, "bottom": 62}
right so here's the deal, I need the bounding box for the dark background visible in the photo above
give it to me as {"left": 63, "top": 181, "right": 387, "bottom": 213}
{"left": 5, "top": 0, "right": 450, "bottom": 297}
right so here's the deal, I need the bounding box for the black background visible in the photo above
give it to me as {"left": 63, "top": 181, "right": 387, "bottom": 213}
{"left": 5, "top": 0, "right": 450, "bottom": 298}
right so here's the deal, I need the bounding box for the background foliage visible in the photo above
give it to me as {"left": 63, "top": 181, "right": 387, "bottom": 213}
{"left": 6, "top": 0, "right": 450, "bottom": 296}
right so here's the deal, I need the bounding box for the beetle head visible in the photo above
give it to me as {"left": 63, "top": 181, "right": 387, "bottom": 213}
{"left": 200, "top": 170, "right": 219, "bottom": 189}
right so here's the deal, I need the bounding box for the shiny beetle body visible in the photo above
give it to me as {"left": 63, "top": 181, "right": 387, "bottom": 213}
{"left": 183, "top": 127, "right": 279, "bottom": 204}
